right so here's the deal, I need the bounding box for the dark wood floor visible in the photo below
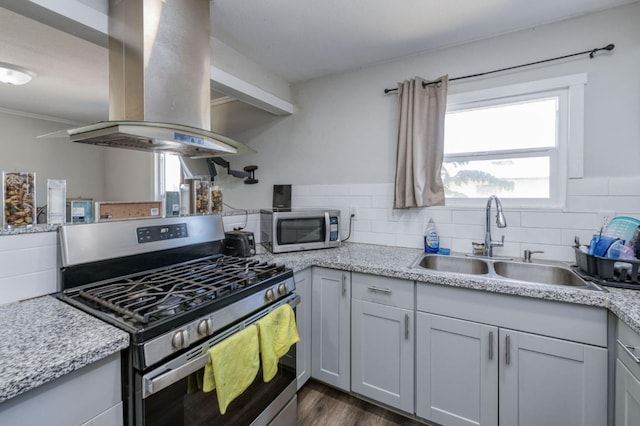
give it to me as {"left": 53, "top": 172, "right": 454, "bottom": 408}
{"left": 297, "top": 380, "right": 425, "bottom": 426}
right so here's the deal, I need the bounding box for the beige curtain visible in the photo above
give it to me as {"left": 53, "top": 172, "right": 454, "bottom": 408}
{"left": 393, "top": 75, "right": 448, "bottom": 209}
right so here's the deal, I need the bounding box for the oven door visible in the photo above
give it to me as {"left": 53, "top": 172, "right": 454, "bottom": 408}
{"left": 136, "top": 295, "right": 299, "bottom": 426}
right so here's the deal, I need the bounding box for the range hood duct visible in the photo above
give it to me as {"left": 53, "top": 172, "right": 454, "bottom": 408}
{"left": 68, "top": 0, "right": 254, "bottom": 158}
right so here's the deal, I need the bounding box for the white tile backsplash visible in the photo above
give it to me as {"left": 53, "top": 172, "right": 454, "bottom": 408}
{"left": 0, "top": 232, "right": 58, "bottom": 306}
{"left": 293, "top": 178, "right": 640, "bottom": 261}
{"left": 1, "top": 176, "right": 639, "bottom": 305}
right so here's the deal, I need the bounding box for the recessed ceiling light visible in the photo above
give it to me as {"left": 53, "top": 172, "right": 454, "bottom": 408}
{"left": 0, "top": 62, "right": 36, "bottom": 85}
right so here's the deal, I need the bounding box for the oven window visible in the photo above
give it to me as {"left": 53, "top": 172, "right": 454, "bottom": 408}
{"left": 277, "top": 218, "right": 325, "bottom": 244}
{"left": 141, "top": 350, "right": 296, "bottom": 425}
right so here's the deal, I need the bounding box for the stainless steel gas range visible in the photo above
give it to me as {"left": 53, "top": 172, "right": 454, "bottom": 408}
{"left": 57, "top": 214, "right": 298, "bottom": 426}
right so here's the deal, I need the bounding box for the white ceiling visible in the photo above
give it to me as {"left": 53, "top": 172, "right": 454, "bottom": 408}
{"left": 0, "top": 0, "right": 635, "bottom": 124}
{"left": 208, "top": 0, "right": 636, "bottom": 82}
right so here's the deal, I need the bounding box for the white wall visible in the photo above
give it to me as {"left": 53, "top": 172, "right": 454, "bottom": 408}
{"left": 0, "top": 110, "right": 107, "bottom": 202}
{"left": 226, "top": 2, "right": 639, "bottom": 208}
{"left": 215, "top": 2, "right": 640, "bottom": 261}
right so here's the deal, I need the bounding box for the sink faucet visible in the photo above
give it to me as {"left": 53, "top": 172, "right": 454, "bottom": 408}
{"left": 484, "top": 195, "right": 507, "bottom": 257}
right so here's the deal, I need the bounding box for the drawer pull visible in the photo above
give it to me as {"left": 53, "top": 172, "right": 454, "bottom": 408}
{"left": 618, "top": 339, "right": 640, "bottom": 363}
{"left": 367, "top": 286, "right": 392, "bottom": 294}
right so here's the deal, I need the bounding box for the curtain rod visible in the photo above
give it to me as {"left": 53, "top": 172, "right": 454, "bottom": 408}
{"left": 383, "top": 43, "right": 615, "bottom": 94}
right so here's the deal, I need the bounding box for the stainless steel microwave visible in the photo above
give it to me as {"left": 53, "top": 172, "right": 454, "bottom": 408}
{"left": 260, "top": 209, "right": 341, "bottom": 253}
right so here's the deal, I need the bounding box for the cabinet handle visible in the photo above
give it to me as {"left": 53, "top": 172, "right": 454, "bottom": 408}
{"left": 405, "top": 314, "right": 409, "bottom": 340}
{"left": 505, "top": 334, "right": 511, "bottom": 365}
{"left": 342, "top": 274, "right": 347, "bottom": 296}
{"left": 367, "top": 286, "right": 392, "bottom": 294}
{"left": 618, "top": 339, "right": 640, "bottom": 363}
{"left": 489, "top": 331, "right": 494, "bottom": 360}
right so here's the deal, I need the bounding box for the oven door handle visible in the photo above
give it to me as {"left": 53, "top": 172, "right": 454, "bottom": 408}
{"left": 143, "top": 294, "right": 300, "bottom": 398}
{"left": 144, "top": 353, "right": 210, "bottom": 398}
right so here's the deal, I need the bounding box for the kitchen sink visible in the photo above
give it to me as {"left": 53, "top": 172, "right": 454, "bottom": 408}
{"left": 493, "top": 261, "right": 601, "bottom": 290}
{"left": 411, "top": 253, "right": 605, "bottom": 291}
{"left": 414, "top": 254, "right": 490, "bottom": 275}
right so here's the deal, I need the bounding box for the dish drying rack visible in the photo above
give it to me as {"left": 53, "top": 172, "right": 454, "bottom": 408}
{"left": 573, "top": 216, "right": 640, "bottom": 290}
{"left": 573, "top": 248, "right": 640, "bottom": 290}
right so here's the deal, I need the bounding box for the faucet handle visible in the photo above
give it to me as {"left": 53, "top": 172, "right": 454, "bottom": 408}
{"left": 492, "top": 235, "right": 505, "bottom": 248}
{"left": 523, "top": 249, "right": 544, "bottom": 263}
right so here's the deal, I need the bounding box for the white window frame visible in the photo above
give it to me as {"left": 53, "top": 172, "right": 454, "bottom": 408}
{"left": 444, "top": 73, "right": 586, "bottom": 209}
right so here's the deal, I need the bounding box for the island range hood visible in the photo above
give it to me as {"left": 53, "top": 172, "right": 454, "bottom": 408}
{"left": 68, "top": 0, "right": 254, "bottom": 158}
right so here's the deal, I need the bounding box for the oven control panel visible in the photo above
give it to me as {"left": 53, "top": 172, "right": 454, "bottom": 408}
{"left": 137, "top": 223, "right": 188, "bottom": 243}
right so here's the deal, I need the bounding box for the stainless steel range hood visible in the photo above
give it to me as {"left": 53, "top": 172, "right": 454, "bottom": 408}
{"left": 68, "top": 0, "right": 254, "bottom": 158}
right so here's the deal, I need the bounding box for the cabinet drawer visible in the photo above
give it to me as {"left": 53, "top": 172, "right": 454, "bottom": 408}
{"left": 352, "top": 272, "right": 413, "bottom": 309}
{"left": 618, "top": 319, "right": 640, "bottom": 377}
{"left": 417, "top": 282, "right": 607, "bottom": 347}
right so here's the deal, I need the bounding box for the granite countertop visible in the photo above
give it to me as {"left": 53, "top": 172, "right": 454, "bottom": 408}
{"left": 3, "top": 241, "right": 640, "bottom": 406}
{"left": 254, "top": 243, "right": 640, "bottom": 334}
{"left": 0, "top": 296, "right": 129, "bottom": 404}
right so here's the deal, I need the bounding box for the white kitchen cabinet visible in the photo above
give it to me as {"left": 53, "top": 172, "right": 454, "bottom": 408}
{"left": 0, "top": 353, "right": 122, "bottom": 426}
{"left": 311, "top": 266, "right": 350, "bottom": 391}
{"left": 416, "top": 313, "right": 498, "bottom": 426}
{"left": 499, "top": 329, "right": 607, "bottom": 426}
{"left": 416, "top": 283, "right": 608, "bottom": 426}
{"left": 615, "top": 319, "right": 640, "bottom": 426}
{"left": 616, "top": 361, "right": 640, "bottom": 426}
{"left": 294, "top": 268, "right": 312, "bottom": 390}
{"left": 351, "top": 273, "right": 414, "bottom": 413}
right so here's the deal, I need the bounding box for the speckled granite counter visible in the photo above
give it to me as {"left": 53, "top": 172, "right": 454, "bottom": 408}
{"left": 4, "top": 242, "right": 640, "bottom": 407}
{"left": 255, "top": 242, "right": 640, "bottom": 334}
{"left": 0, "top": 295, "right": 129, "bottom": 404}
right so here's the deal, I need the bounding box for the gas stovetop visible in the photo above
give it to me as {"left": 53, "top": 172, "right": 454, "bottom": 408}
{"left": 75, "top": 255, "right": 287, "bottom": 325}
{"left": 57, "top": 216, "right": 295, "bottom": 367}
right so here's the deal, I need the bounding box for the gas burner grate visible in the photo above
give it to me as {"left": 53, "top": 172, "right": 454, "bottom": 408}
{"left": 78, "top": 255, "right": 286, "bottom": 324}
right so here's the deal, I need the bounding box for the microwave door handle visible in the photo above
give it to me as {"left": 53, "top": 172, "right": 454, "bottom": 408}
{"left": 324, "top": 212, "right": 331, "bottom": 242}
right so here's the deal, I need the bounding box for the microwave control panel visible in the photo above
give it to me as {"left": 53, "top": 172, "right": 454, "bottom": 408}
{"left": 329, "top": 216, "right": 339, "bottom": 241}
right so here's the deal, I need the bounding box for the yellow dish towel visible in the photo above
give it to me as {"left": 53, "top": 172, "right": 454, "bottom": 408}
{"left": 203, "top": 324, "right": 260, "bottom": 415}
{"left": 256, "top": 303, "right": 300, "bottom": 382}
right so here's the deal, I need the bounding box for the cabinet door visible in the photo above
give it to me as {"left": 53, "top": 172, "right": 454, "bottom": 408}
{"left": 351, "top": 299, "right": 414, "bottom": 413}
{"left": 416, "top": 313, "right": 498, "bottom": 426}
{"left": 499, "top": 329, "right": 607, "bottom": 426}
{"left": 615, "top": 359, "right": 640, "bottom": 426}
{"left": 311, "top": 267, "right": 350, "bottom": 391}
{"left": 294, "top": 268, "right": 312, "bottom": 390}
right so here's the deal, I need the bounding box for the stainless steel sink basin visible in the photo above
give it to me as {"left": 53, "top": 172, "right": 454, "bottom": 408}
{"left": 411, "top": 253, "right": 605, "bottom": 291}
{"left": 415, "top": 255, "right": 490, "bottom": 275}
{"left": 492, "top": 261, "right": 596, "bottom": 289}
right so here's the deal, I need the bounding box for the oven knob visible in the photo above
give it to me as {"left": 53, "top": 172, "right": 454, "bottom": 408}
{"left": 197, "top": 318, "right": 214, "bottom": 336}
{"left": 265, "top": 288, "right": 276, "bottom": 302}
{"left": 171, "top": 330, "right": 190, "bottom": 349}
{"left": 277, "top": 283, "right": 288, "bottom": 295}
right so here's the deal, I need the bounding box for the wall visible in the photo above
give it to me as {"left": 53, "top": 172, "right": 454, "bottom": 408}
{"left": 217, "top": 2, "right": 640, "bottom": 261}
{"left": 0, "top": 110, "right": 107, "bottom": 201}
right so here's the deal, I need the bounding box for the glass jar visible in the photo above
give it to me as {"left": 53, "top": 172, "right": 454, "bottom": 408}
{"left": 193, "top": 180, "right": 211, "bottom": 214}
{"left": 211, "top": 185, "right": 223, "bottom": 213}
{"left": 3, "top": 171, "right": 36, "bottom": 227}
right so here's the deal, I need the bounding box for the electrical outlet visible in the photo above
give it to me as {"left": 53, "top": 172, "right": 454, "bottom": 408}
{"left": 350, "top": 207, "right": 358, "bottom": 220}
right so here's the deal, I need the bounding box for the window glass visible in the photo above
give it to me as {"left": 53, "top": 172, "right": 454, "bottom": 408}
{"left": 445, "top": 97, "right": 558, "bottom": 154}
{"left": 443, "top": 156, "right": 550, "bottom": 199}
